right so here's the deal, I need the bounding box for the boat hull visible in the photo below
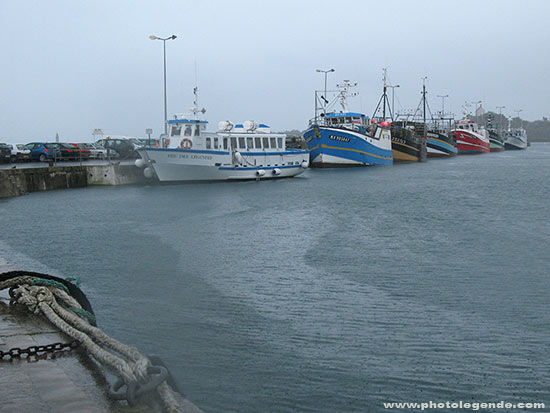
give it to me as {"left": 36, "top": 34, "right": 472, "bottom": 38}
{"left": 303, "top": 125, "right": 393, "bottom": 167}
{"left": 451, "top": 130, "right": 490, "bottom": 154}
{"left": 391, "top": 125, "right": 426, "bottom": 162}
{"left": 138, "top": 148, "right": 309, "bottom": 182}
{"left": 489, "top": 130, "right": 505, "bottom": 152}
{"left": 504, "top": 137, "right": 527, "bottom": 150}
{"left": 426, "top": 131, "right": 457, "bottom": 158}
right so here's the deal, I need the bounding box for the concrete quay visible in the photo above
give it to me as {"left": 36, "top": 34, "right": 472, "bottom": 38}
{"left": 0, "top": 161, "right": 153, "bottom": 199}
{"left": 0, "top": 257, "right": 202, "bottom": 412}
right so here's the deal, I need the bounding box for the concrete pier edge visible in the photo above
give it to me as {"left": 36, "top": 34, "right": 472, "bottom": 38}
{"left": 0, "top": 162, "right": 153, "bottom": 198}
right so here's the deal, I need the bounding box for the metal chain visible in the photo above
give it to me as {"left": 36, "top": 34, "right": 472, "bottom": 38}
{"left": 0, "top": 340, "right": 79, "bottom": 361}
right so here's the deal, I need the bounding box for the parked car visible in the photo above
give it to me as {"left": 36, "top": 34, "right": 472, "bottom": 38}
{"left": 129, "top": 138, "right": 145, "bottom": 149}
{"left": 68, "top": 143, "right": 91, "bottom": 160}
{"left": 6, "top": 143, "right": 31, "bottom": 162}
{"left": 95, "top": 138, "right": 137, "bottom": 159}
{"left": 0, "top": 143, "right": 12, "bottom": 163}
{"left": 77, "top": 143, "right": 105, "bottom": 159}
{"left": 50, "top": 143, "right": 79, "bottom": 161}
{"left": 26, "top": 142, "right": 62, "bottom": 162}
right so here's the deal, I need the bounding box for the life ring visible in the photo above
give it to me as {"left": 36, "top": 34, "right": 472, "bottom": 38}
{"left": 180, "top": 138, "right": 192, "bottom": 149}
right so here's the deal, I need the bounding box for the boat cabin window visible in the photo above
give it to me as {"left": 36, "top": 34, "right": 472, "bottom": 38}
{"left": 345, "top": 117, "right": 352, "bottom": 123}
{"left": 194, "top": 125, "right": 200, "bottom": 136}
{"left": 214, "top": 137, "right": 219, "bottom": 149}
{"left": 206, "top": 137, "right": 211, "bottom": 149}
{"left": 238, "top": 137, "right": 245, "bottom": 148}
{"left": 223, "top": 138, "right": 228, "bottom": 150}
{"left": 230, "top": 137, "right": 237, "bottom": 149}
{"left": 184, "top": 126, "right": 192, "bottom": 136}
{"left": 255, "top": 137, "right": 261, "bottom": 148}
{"left": 247, "top": 137, "right": 254, "bottom": 149}
{"left": 171, "top": 125, "right": 181, "bottom": 136}
{"left": 263, "top": 137, "right": 269, "bottom": 148}
{"left": 270, "top": 137, "right": 276, "bottom": 148}
{"left": 277, "top": 137, "right": 283, "bottom": 148}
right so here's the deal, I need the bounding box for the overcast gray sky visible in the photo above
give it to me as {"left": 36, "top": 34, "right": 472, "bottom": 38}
{"left": 1, "top": 0, "right": 549, "bottom": 143}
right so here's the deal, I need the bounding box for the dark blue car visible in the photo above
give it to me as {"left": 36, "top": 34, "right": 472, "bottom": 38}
{"left": 26, "top": 142, "right": 62, "bottom": 162}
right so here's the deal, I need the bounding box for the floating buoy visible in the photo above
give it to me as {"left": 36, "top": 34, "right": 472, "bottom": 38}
{"left": 143, "top": 167, "right": 154, "bottom": 178}
{"left": 272, "top": 168, "right": 281, "bottom": 175}
{"left": 256, "top": 169, "right": 266, "bottom": 177}
{"left": 135, "top": 158, "right": 146, "bottom": 168}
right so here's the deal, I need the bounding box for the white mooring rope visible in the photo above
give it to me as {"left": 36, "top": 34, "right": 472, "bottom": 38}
{"left": 1, "top": 276, "right": 184, "bottom": 413}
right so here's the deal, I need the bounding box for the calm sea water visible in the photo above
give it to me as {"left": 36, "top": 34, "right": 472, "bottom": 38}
{"left": 2, "top": 144, "right": 550, "bottom": 412}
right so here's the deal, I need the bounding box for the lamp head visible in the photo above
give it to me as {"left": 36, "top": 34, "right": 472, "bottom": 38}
{"left": 149, "top": 35, "right": 159, "bottom": 40}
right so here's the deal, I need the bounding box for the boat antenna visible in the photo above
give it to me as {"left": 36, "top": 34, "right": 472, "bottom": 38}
{"left": 191, "top": 86, "right": 206, "bottom": 118}
{"left": 422, "top": 77, "right": 427, "bottom": 126}
{"left": 335, "top": 80, "right": 358, "bottom": 112}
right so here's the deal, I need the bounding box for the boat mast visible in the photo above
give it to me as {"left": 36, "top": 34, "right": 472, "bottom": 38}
{"left": 422, "top": 77, "right": 427, "bottom": 126}
{"left": 382, "top": 68, "right": 387, "bottom": 119}
{"left": 190, "top": 86, "right": 206, "bottom": 119}
{"left": 372, "top": 68, "right": 393, "bottom": 121}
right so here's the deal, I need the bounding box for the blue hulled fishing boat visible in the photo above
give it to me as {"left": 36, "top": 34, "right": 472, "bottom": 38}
{"left": 303, "top": 81, "right": 393, "bottom": 167}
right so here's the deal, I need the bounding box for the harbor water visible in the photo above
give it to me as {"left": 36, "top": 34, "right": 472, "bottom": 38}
{"left": 1, "top": 144, "right": 550, "bottom": 412}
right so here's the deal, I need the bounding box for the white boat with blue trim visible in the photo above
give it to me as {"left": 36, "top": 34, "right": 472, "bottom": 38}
{"left": 302, "top": 80, "right": 393, "bottom": 167}
{"left": 503, "top": 128, "right": 527, "bottom": 150}
{"left": 137, "top": 94, "right": 309, "bottom": 182}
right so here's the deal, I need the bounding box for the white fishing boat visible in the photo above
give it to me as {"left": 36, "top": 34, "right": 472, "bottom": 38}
{"left": 503, "top": 128, "right": 527, "bottom": 150}
{"left": 137, "top": 91, "right": 309, "bottom": 182}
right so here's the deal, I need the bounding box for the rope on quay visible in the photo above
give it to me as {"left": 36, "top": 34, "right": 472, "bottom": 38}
{"left": 0, "top": 271, "right": 185, "bottom": 413}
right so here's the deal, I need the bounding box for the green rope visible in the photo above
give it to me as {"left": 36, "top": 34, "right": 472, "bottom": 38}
{"left": 30, "top": 276, "right": 95, "bottom": 324}
{"left": 65, "top": 275, "right": 81, "bottom": 287}
{"left": 68, "top": 306, "right": 97, "bottom": 325}
{"left": 31, "top": 278, "right": 70, "bottom": 295}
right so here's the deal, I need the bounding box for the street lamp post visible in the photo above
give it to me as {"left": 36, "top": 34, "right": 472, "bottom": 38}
{"left": 150, "top": 34, "right": 177, "bottom": 135}
{"left": 387, "top": 84, "right": 400, "bottom": 120}
{"left": 145, "top": 128, "right": 153, "bottom": 148}
{"left": 496, "top": 105, "right": 505, "bottom": 130}
{"left": 514, "top": 109, "right": 523, "bottom": 129}
{"left": 316, "top": 68, "right": 335, "bottom": 109}
{"left": 437, "top": 94, "right": 449, "bottom": 116}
